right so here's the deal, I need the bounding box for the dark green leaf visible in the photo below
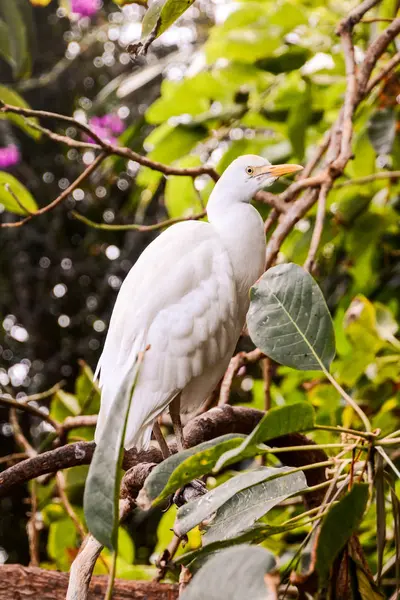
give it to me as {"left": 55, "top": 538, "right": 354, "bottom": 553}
{"left": 180, "top": 545, "right": 277, "bottom": 600}
{"left": 0, "top": 85, "right": 41, "bottom": 139}
{"left": 316, "top": 483, "right": 369, "bottom": 581}
{"left": 84, "top": 350, "right": 144, "bottom": 549}
{"left": 137, "top": 434, "right": 246, "bottom": 508}
{"left": 0, "top": 0, "right": 30, "bottom": 78}
{"left": 247, "top": 263, "right": 335, "bottom": 371}
{"left": 367, "top": 108, "right": 396, "bottom": 156}
{"left": 175, "top": 466, "right": 307, "bottom": 540}
{"left": 0, "top": 172, "right": 38, "bottom": 215}
{"left": 215, "top": 403, "right": 315, "bottom": 472}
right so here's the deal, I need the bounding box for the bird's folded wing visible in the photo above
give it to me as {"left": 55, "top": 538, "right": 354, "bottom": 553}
{"left": 95, "top": 221, "right": 239, "bottom": 444}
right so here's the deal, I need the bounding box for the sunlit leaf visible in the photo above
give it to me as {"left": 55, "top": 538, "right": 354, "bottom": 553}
{"left": 137, "top": 434, "right": 246, "bottom": 508}
{"left": 247, "top": 263, "right": 335, "bottom": 371}
{"left": 0, "top": 172, "right": 38, "bottom": 215}
{"left": 316, "top": 484, "right": 369, "bottom": 581}
{"left": 141, "top": 0, "right": 196, "bottom": 42}
{"left": 215, "top": 403, "right": 315, "bottom": 472}
{"left": 0, "top": 85, "right": 41, "bottom": 139}
{"left": 368, "top": 108, "right": 396, "bottom": 156}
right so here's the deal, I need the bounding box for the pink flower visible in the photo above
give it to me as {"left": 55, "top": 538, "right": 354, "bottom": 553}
{"left": 0, "top": 145, "right": 20, "bottom": 169}
{"left": 88, "top": 114, "right": 126, "bottom": 145}
{"left": 71, "top": 0, "right": 100, "bottom": 18}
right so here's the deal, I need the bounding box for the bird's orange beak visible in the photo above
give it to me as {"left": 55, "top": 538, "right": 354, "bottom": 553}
{"left": 265, "top": 163, "right": 303, "bottom": 177}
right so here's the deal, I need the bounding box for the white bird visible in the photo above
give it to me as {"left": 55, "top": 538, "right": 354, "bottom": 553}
{"left": 94, "top": 155, "right": 302, "bottom": 453}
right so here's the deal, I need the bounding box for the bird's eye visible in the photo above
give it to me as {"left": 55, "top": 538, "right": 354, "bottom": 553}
{"left": 245, "top": 166, "right": 254, "bottom": 176}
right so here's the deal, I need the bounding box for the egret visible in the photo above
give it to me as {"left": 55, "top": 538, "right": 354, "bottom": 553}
{"left": 94, "top": 155, "right": 302, "bottom": 454}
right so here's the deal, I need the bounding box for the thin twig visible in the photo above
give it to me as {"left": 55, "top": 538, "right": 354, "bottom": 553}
{"left": 71, "top": 209, "right": 207, "bottom": 232}
{"left": 365, "top": 51, "right": 400, "bottom": 94}
{"left": 56, "top": 471, "right": 87, "bottom": 538}
{"left": 335, "top": 170, "right": 400, "bottom": 187}
{"left": 0, "top": 394, "right": 60, "bottom": 432}
{"left": 304, "top": 181, "right": 331, "bottom": 273}
{"left": 0, "top": 153, "right": 107, "bottom": 229}
{"left": 0, "top": 452, "right": 28, "bottom": 466}
{"left": 262, "top": 357, "right": 273, "bottom": 412}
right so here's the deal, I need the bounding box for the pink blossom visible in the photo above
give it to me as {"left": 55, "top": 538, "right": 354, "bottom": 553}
{"left": 0, "top": 145, "right": 20, "bottom": 169}
{"left": 88, "top": 114, "right": 126, "bottom": 145}
{"left": 71, "top": 0, "right": 100, "bottom": 18}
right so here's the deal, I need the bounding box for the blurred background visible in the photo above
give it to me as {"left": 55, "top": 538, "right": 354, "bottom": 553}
{"left": 0, "top": 0, "right": 399, "bottom": 590}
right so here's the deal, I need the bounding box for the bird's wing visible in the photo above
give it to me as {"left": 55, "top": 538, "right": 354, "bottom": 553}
{"left": 95, "top": 221, "right": 239, "bottom": 448}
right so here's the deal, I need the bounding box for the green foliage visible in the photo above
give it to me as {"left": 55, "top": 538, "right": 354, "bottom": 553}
{"left": 247, "top": 263, "right": 335, "bottom": 371}
{"left": 0, "top": 172, "right": 38, "bottom": 215}
{"left": 0, "top": 0, "right": 33, "bottom": 79}
{"left": 139, "top": 434, "right": 246, "bottom": 507}
{"left": 180, "top": 545, "right": 277, "bottom": 600}
{"left": 175, "top": 466, "right": 307, "bottom": 542}
{"left": 316, "top": 484, "right": 369, "bottom": 581}
{"left": 215, "top": 403, "right": 315, "bottom": 471}
{"left": 84, "top": 352, "right": 143, "bottom": 549}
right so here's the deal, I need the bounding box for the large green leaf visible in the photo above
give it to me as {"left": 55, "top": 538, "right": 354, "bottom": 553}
{"left": 247, "top": 263, "right": 335, "bottom": 371}
{"left": 164, "top": 155, "right": 203, "bottom": 218}
{"left": 316, "top": 483, "right": 369, "bottom": 581}
{"left": 0, "top": 172, "right": 38, "bottom": 215}
{"left": 141, "top": 0, "right": 196, "bottom": 42}
{"left": 214, "top": 403, "right": 315, "bottom": 472}
{"left": 84, "top": 350, "right": 144, "bottom": 549}
{"left": 0, "top": 85, "right": 41, "bottom": 139}
{"left": 287, "top": 81, "right": 311, "bottom": 161}
{"left": 174, "top": 466, "right": 307, "bottom": 540}
{"left": 0, "top": 0, "right": 30, "bottom": 78}
{"left": 180, "top": 545, "right": 277, "bottom": 600}
{"left": 137, "top": 434, "right": 246, "bottom": 508}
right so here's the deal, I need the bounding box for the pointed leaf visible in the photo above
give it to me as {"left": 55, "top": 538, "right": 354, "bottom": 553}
{"left": 316, "top": 483, "right": 369, "bottom": 581}
{"left": 247, "top": 263, "right": 335, "bottom": 371}
{"left": 84, "top": 349, "right": 144, "bottom": 549}
{"left": 0, "top": 85, "right": 41, "bottom": 139}
{"left": 0, "top": 172, "right": 38, "bottom": 215}
{"left": 215, "top": 403, "right": 314, "bottom": 472}
{"left": 137, "top": 434, "right": 246, "bottom": 508}
{"left": 367, "top": 108, "right": 396, "bottom": 156}
{"left": 180, "top": 545, "right": 277, "bottom": 600}
{"left": 142, "top": 0, "right": 196, "bottom": 40}
{"left": 175, "top": 466, "right": 307, "bottom": 540}
{"left": 0, "top": 0, "right": 30, "bottom": 78}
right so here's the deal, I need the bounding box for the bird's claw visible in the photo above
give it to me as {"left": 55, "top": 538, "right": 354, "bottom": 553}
{"left": 173, "top": 478, "right": 207, "bottom": 508}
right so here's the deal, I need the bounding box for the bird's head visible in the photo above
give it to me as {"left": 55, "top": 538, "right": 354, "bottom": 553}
{"left": 217, "top": 154, "right": 303, "bottom": 203}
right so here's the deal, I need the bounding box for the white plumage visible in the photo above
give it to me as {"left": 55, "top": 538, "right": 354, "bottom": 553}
{"left": 94, "top": 155, "right": 302, "bottom": 450}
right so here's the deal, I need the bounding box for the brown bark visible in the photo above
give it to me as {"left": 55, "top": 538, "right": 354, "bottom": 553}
{"left": 0, "top": 564, "right": 178, "bottom": 600}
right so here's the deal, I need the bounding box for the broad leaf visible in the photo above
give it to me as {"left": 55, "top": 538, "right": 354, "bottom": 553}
{"left": 174, "top": 466, "right": 307, "bottom": 540}
{"left": 84, "top": 349, "right": 144, "bottom": 549}
{"left": 214, "top": 403, "right": 315, "bottom": 472}
{"left": 142, "top": 0, "right": 196, "bottom": 41}
{"left": 367, "top": 108, "right": 396, "bottom": 156}
{"left": 137, "top": 434, "right": 246, "bottom": 508}
{"left": 0, "top": 85, "right": 41, "bottom": 139}
{"left": 316, "top": 483, "right": 369, "bottom": 581}
{"left": 180, "top": 545, "right": 277, "bottom": 600}
{"left": 247, "top": 263, "right": 335, "bottom": 371}
{"left": 0, "top": 172, "right": 38, "bottom": 215}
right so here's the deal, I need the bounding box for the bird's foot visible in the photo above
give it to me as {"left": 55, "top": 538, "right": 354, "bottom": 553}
{"left": 173, "top": 478, "right": 207, "bottom": 508}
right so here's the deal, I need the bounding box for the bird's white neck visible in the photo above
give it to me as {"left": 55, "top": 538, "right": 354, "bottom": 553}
{"left": 207, "top": 197, "right": 266, "bottom": 318}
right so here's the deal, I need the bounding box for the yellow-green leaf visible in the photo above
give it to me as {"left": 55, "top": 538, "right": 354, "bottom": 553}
{"left": 0, "top": 172, "right": 38, "bottom": 215}
{"left": 0, "top": 85, "right": 41, "bottom": 139}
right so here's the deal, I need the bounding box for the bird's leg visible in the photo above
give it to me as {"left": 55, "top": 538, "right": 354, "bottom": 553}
{"left": 153, "top": 419, "right": 171, "bottom": 460}
{"left": 170, "top": 394, "right": 186, "bottom": 451}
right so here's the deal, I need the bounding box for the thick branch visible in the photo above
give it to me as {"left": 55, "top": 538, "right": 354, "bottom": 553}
{"left": 0, "top": 405, "right": 328, "bottom": 506}
{"left": 0, "top": 565, "right": 178, "bottom": 600}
